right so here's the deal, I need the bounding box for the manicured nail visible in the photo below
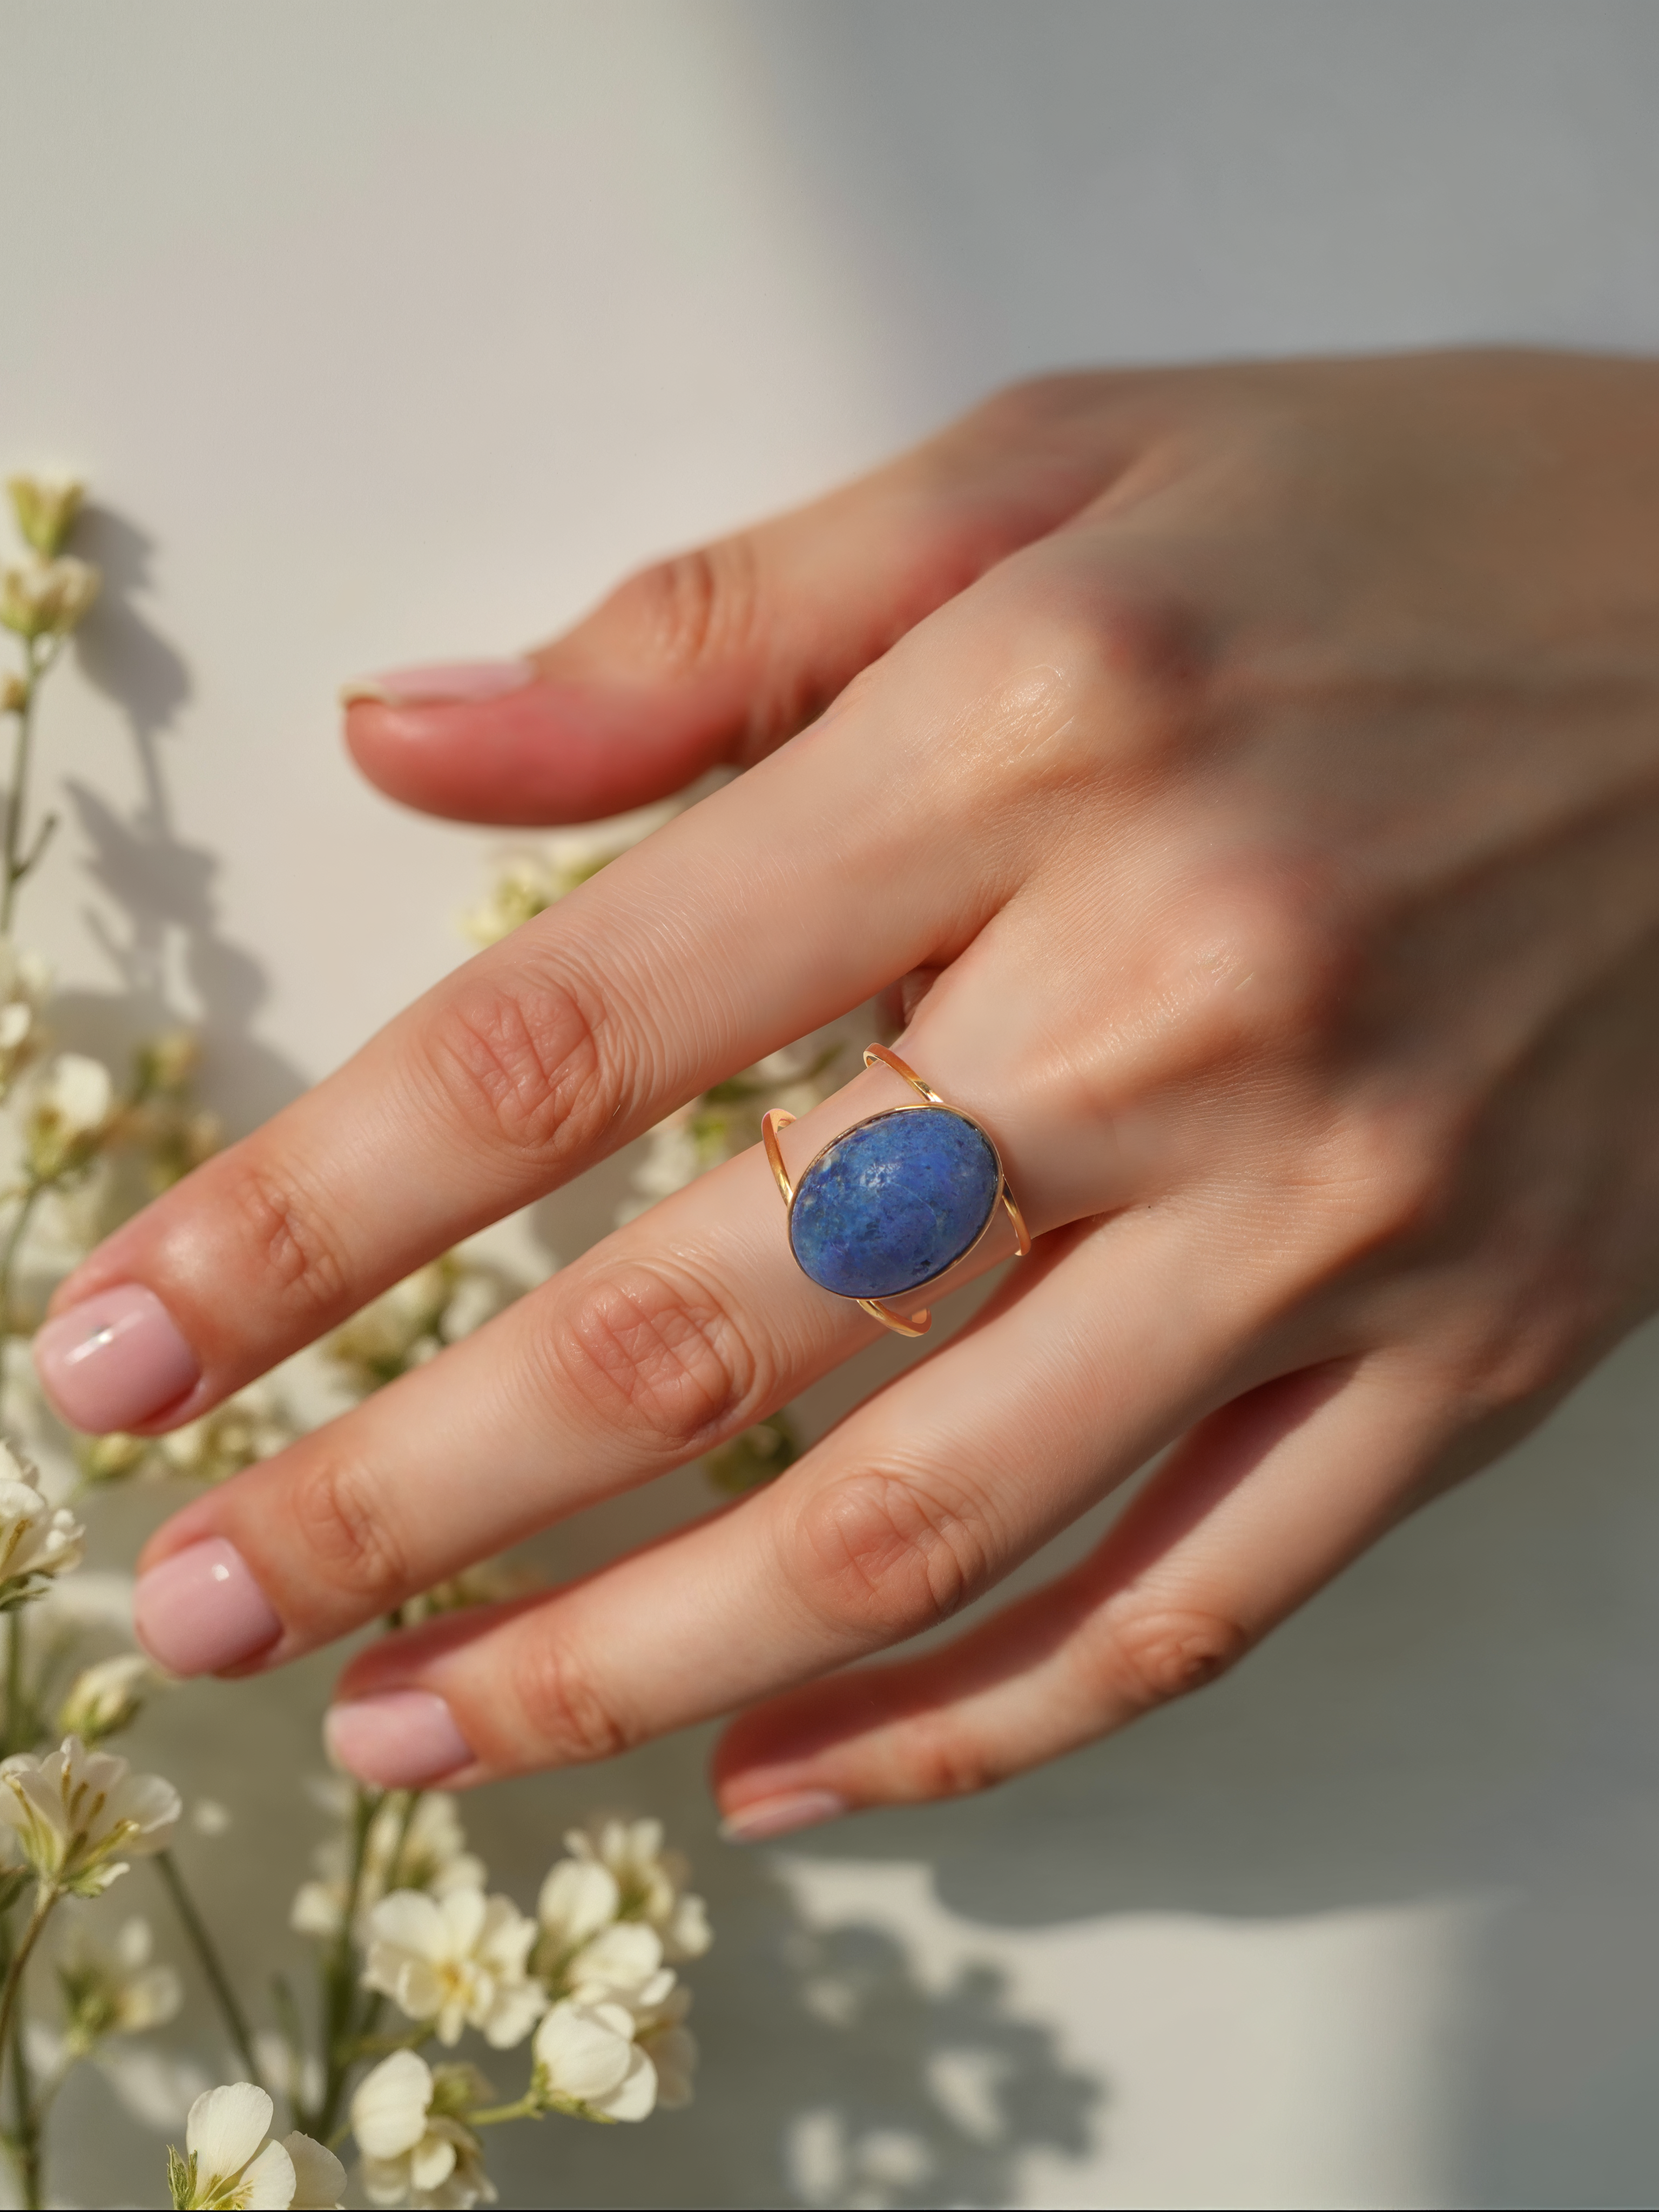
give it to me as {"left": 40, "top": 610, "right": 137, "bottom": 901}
{"left": 340, "top": 656, "right": 536, "bottom": 707}
{"left": 34, "top": 1284, "right": 200, "bottom": 1433}
{"left": 325, "top": 1690, "right": 475, "bottom": 1789}
{"left": 718, "top": 1789, "right": 848, "bottom": 1843}
{"left": 133, "top": 1537, "right": 282, "bottom": 1677}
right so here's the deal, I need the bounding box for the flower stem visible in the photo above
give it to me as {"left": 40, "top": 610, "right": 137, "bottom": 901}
{"left": 0, "top": 1886, "right": 57, "bottom": 2098}
{"left": 6, "top": 1975, "right": 42, "bottom": 2212}
{"left": 0, "top": 642, "right": 39, "bottom": 936}
{"left": 309, "top": 1784, "right": 381, "bottom": 2141}
{"left": 3, "top": 1609, "right": 25, "bottom": 1760}
{"left": 154, "top": 1852, "right": 261, "bottom": 2083}
{"left": 466, "top": 2093, "right": 545, "bottom": 2127}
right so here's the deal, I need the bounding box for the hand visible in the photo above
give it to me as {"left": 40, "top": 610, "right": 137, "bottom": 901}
{"left": 34, "top": 351, "right": 1659, "bottom": 1838}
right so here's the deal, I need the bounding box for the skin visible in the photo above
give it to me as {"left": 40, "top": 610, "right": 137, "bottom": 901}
{"left": 51, "top": 349, "right": 1659, "bottom": 1824}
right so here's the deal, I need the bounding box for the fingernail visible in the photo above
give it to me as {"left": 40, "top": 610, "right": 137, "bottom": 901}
{"left": 340, "top": 656, "right": 536, "bottom": 707}
{"left": 325, "top": 1690, "right": 475, "bottom": 1789}
{"left": 34, "top": 1284, "right": 200, "bottom": 1433}
{"left": 718, "top": 1788, "right": 848, "bottom": 1843}
{"left": 133, "top": 1537, "right": 282, "bottom": 1677}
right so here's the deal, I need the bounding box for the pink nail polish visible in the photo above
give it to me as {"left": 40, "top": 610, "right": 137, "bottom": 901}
{"left": 133, "top": 1537, "right": 282, "bottom": 1677}
{"left": 34, "top": 1284, "right": 200, "bottom": 1433}
{"left": 325, "top": 1690, "right": 475, "bottom": 1789}
{"left": 340, "top": 657, "right": 536, "bottom": 707}
{"left": 718, "top": 1789, "right": 849, "bottom": 1843}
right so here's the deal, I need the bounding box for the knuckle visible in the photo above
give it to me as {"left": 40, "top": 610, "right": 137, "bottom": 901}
{"left": 215, "top": 1155, "right": 351, "bottom": 1326}
{"left": 790, "top": 1466, "right": 993, "bottom": 1642}
{"left": 892, "top": 1715, "right": 1009, "bottom": 1804}
{"left": 286, "top": 1452, "right": 408, "bottom": 1610}
{"left": 1091, "top": 1595, "right": 1252, "bottom": 1716}
{"left": 547, "top": 1258, "right": 758, "bottom": 1455}
{"left": 508, "top": 1632, "right": 633, "bottom": 1766}
{"left": 601, "top": 536, "right": 760, "bottom": 678}
{"left": 421, "top": 963, "right": 624, "bottom": 1167}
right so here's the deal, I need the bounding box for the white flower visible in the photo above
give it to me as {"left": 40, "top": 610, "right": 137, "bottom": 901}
{"left": 325, "top": 1257, "right": 515, "bottom": 1394}
{"left": 58, "top": 1913, "right": 180, "bottom": 2053}
{"left": 24, "top": 1051, "right": 112, "bottom": 1178}
{"left": 460, "top": 805, "right": 677, "bottom": 948}
{"left": 632, "top": 1981, "right": 698, "bottom": 2109}
{"left": 0, "top": 937, "right": 50, "bottom": 1092}
{"left": 362, "top": 1887, "right": 544, "bottom": 2048}
{"left": 564, "top": 1920, "right": 675, "bottom": 2009}
{"left": 532, "top": 1999, "right": 657, "bottom": 2122}
{"left": 0, "top": 554, "right": 99, "bottom": 639}
{"left": 292, "top": 1790, "right": 484, "bottom": 1943}
{"left": 167, "top": 2081, "right": 344, "bottom": 2209}
{"left": 352, "top": 2051, "right": 494, "bottom": 2210}
{"left": 536, "top": 1856, "right": 622, "bottom": 1964}
{"left": 56, "top": 1651, "right": 152, "bottom": 1743}
{"left": 0, "top": 1734, "right": 179, "bottom": 1894}
{"left": 562, "top": 1818, "right": 711, "bottom": 1962}
{"left": 0, "top": 1439, "right": 84, "bottom": 1604}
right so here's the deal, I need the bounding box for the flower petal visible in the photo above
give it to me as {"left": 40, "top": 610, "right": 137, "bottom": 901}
{"left": 350, "top": 2049, "right": 434, "bottom": 2160}
{"left": 284, "top": 2130, "right": 347, "bottom": 2210}
{"left": 185, "top": 2080, "right": 275, "bottom": 2177}
{"left": 239, "top": 2138, "right": 299, "bottom": 2210}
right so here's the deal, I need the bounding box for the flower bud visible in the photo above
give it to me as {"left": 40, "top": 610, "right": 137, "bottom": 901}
{"left": 6, "top": 475, "right": 84, "bottom": 558}
{"left": 25, "top": 1053, "right": 113, "bottom": 1181}
{"left": 57, "top": 1652, "right": 152, "bottom": 1744}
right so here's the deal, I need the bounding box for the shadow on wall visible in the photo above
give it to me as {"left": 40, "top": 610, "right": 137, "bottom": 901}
{"left": 46, "top": 502, "right": 308, "bottom": 1142}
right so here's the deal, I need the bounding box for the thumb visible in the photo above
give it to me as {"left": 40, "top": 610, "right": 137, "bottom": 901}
{"left": 343, "top": 375, "right": 1140, "bottom": 826}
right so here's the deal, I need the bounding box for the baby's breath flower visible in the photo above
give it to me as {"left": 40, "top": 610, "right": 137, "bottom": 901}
{"left": 134, "top": 1028, "right": 201, "bottom": 1095}
{"left": 0, "top": 1734, "right": 179, "bottom": 1894}
{"left": 460, "top": 805, "right": 677, "bottom": 948}
{"left": 561, "top": 1818, "right": 711, "bottom": 1963}
{"left": 293, "top": 1789, "right": 484, "bottom": 1943}
{"left": 352, "top": 2051, "right": 494, "bottom": 2210}
{"left": 157, "top": 1384, "right": 294, "bottom": 1483}
{"left": 0, "top": 936, "right": 50, "bottom": 1094}
{"left": 0, "top": 555, "right": 99, "bottom": 640}
{"left": 74, "top": 1430, "right": 151, "bottom": 1486}
{"left": 1, "top": 671, "right": 25, "bottom": 714}
{"left": 362, "top": 1887, "right": 544, "bottom": 2048}
{"left": 562, "top": 1919, "right": 675, "bottom": 2009}
{"left": 632, "top": 1981, "right": 698, "bottom": 2108}
{"left": 166, "top": 2081, "right": 343, "bottom": 2209}
{"left": 57, "top": 1912, "right": 180, "bottom": 2054}
{"left": 24, "top": 1050, "right": 112, "bottom": 1180}
{"left": 703, "top": 1412, "right": 801, "bottom": 1496}
{"left": 0, "top": 1438, "right": 84, "bottom": 1607}
{"left": 56, "top": 1651, "right": 152, "bottom": 1744}
{"left": 7, "top": 475, "right": 84, "bottom": 559}
{"left": 532, "top": 1998, "right": 658, "bottom": 2122}
{"left": 326, "top": 1257, "right": 516, "bottom": 1395}
{"left": 397, "top": 1557, "right": 537, "bottom": 1627}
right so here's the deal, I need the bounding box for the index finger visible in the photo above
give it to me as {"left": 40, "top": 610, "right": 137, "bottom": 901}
{"left": 32, "top": 577, "right": 1046, "bottom": 1437}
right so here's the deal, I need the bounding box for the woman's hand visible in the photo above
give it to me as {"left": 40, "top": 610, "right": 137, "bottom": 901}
{"left": 34, "top": 351, "right": 1659, "bottom": 1837}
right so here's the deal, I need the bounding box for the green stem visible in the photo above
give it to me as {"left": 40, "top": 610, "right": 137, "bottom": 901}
{"left": 154, "top": 1853, "right": 260, "bottom": 2083}
{"left": 0, "top": 1887, "right": 56, "bottom": 2096}
{"left": 3, "top": 1610, "right": 24, "bottom": 1760}
{"left": 0, "top": 1180, "right": 43, "bottom": 1433}
{"left": 7, "top": 1973, "right": 41, "bottom": 2212}
{"left": 466, "top": 2094, "right": 545, "bottom": 2127}
{"left": 0, "top": 642, "right": 39, "bottom": 936}
{"left": 309, "top": 1785, "right": 381, "bottom": 2140}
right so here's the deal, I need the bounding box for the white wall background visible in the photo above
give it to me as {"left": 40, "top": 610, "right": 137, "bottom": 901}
{"left": 5, "top": 3, "right": 1659, "bottom": 2205}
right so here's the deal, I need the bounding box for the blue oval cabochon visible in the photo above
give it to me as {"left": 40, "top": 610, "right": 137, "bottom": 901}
{"left": 788, "top": 1107, "right": 1001, "bottom": 1300}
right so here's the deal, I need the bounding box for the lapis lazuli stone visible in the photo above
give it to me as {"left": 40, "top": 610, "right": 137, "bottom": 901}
{"left": 789, "top": 1107, "right": 1001, "bottom": 1300}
